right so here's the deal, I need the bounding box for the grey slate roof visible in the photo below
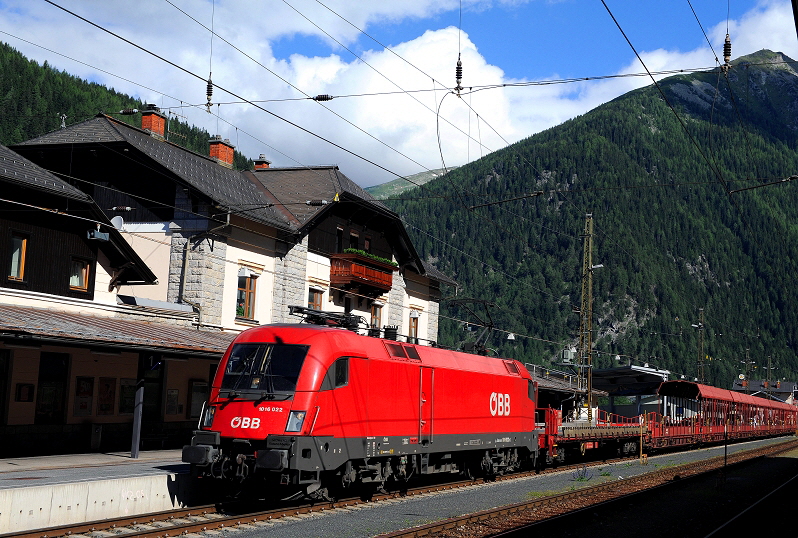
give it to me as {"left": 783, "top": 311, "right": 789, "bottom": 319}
{"left": 16, "top": 117, "right": 456, "bottom": 286}
{"left": 0, "top": 143, "right": 90, "bottom": 201}
{"left": 19, "top": 116, "right": 127, "bottom": 145}
{"left": 0, "top": 304, "right": 235, "bottom": 355}
{"left": 17, "top": 115, "right": 290, "bottom": 230}
{"left": 249, "top": 165, "right": 391, "bottom": 229}
{"left": 420, "top": 260, "right": 458, "bottom": 287}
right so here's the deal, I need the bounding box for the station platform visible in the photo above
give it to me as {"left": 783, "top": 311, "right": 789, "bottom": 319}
{"left": 0, "top": 450, "right": 191, "bottom": 534}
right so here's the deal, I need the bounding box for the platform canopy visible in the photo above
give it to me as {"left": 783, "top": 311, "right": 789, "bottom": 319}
{"left": 591, "top": 365, "right": 670, "bottom": 396}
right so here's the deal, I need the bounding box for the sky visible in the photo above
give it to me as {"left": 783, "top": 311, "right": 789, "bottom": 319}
{"left": 1, "top": 0, "right": 797, "bottom": 186}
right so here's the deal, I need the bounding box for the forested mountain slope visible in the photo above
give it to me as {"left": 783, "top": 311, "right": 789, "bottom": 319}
{"left": 388, "top": 50, "right": 798, "bottom": 387}
{"left": 364, "top": 167, "right": 457, "bottom": 199}
{"left": 0, "top": 42, "right": 251, "bottom": 168}
{"left": 4, "top": 38, "right": 797, "bottom": 388}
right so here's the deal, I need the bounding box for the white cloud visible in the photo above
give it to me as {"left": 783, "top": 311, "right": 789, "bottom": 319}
{"left": 0, "top": 0, "right": 795, "bottom": 186}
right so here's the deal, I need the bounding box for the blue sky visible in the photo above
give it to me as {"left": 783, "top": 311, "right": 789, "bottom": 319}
{"left": 0, "top": 1, "right": 796, "bottom": 185}
{"left": 270, "top": 1, "right": 763, "bottom": 81}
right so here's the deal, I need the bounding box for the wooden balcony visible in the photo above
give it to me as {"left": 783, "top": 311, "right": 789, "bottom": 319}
{"left": 330, "top": 252, "right": 397, "bottom": 297}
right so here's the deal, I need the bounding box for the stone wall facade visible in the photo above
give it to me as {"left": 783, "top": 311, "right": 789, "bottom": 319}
{"left": 386, "top": 271, "right": 407, "bottom": 330}
{"left": 426, "top": 299, "right": 440, "bottom": 344}
{"left": 271, "top": 236, "right": 308, "bottom": 323}
{"left": 167, "top": 233, "right": 227, "bottom": 326}
{"left": 166, "top": 186, "right": 226, "bottom": 326}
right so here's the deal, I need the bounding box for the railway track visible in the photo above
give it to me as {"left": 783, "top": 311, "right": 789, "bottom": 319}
{"left": 380, "top": 437, "right": 798, "bottom": 537}
{"left": 7, "top": 438, "right": 795, "bottom": 538}
{"left": 3, "top": 450, "right": 653, "bottom": 538}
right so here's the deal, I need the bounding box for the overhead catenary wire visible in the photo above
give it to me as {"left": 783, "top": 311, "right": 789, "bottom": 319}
{"left": 1, "top": 193, "right": 569, "bottom": 347}
{"left": 1, "top": 21, "right": 581, "bottom": 332}
{"left": 17, "top": 3, "right": 780, "bottom": 360}
{"left": 597, "top": 0, "right": 794, "bottom": 345}
{"left": 43, "top": 0, "right": 434, "bottom": 195}
{"left": 430, "top": 4, "right": 760, "bottom": 352}
{"left": 163, "top": 0, "right": 434, "bottom": 180}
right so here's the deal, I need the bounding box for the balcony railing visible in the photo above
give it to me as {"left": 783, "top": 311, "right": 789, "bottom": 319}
{"left": 330, "top": 252, "right": 397, "bottom": 296}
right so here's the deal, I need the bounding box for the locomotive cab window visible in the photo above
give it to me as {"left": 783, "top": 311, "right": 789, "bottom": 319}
{"left": 321, "top": 357, "right": 349, "bottom": 391}
{"left": 221, "top": 343, "right": 309, "bottom": 398}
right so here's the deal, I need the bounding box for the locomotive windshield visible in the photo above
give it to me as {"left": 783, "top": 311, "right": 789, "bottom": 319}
{"left": 220, "top": 343, "right": 309, "bottom": 397}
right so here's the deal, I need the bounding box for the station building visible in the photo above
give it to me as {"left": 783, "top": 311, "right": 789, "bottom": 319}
{"left": 0, "top": 110, "right": 453, "bottom": 456}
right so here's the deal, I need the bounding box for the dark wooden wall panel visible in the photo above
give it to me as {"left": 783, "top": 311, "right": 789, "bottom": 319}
{"left": 1, "top": 204, "right": 97, "bottom": 300}
{"left": 308, "top": 213, "right": 393, "bottom": 261}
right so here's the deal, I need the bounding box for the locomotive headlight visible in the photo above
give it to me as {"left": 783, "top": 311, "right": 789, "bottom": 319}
{"left": 201, "top": 405, "right": 216, "bottom": 429}
{"left": 285, "top": 410, "right": 306, "bottom": 432}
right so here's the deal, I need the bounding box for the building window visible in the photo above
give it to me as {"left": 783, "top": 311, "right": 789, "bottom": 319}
{"left": 308, "top": 289, "right": 323, "bottom": 310}
{"left": 237, "top": 275, "right": 257, "bottom": 319}
{"left": 364, "top": 236, "right": 372, "bottom": 253}
{"left": 9, "top": 233, "right": 27, "bottom": 281}
{"left": 69, "top": 258, "right": 90, "bottom": 291}
{"left": 335, "top": 227, "right": 344, "bottom": 253}
{"left": 370, "top": 304, "right": 382, "bottom": 328}
{"left": 349, "top": 232, "right": 359, "bottom": 250}
{"left": 409, "top": 312, "right": 420, "bottom": 343}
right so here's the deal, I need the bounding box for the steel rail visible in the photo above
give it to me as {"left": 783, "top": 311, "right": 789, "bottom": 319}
{"left": 378, "top": 438, "right": 798, "bottom": 537}
{"left": 3, "top": 451, "right": 651, "bottom": 538}
{"left": 8, "top": 439, "right": 794, "bottom": 538}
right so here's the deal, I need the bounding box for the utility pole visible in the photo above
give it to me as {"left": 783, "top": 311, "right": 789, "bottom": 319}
{"left": 764, "top": 356, "right": 778, "bottom": 400}
{"left": 740, "top": 348, "right": 754, "bottom": 394}
{"left": 693, "top": 309, "right": 705, "bottom": 384}
{"left": 577, "top": 214, "right": 602, "bottom": 423}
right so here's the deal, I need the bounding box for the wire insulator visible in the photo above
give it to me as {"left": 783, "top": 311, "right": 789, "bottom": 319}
{"left": 455, "top": 54, "right": 463, "bottom": 90}
{"left": 206, "top": 75, "right": 213, "bottom": 104}
{"left": 119, "top": 109, "right": 139, "bottom": 115}
{"left": 723, "top": 34, "right": 732, "bottom": 66}
{"left": 313, "top": 94, "right": 333, "bottom": 102}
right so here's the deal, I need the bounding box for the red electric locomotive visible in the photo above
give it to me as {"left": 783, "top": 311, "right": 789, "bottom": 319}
{"left": 183, "top": 308, "right": 539, "bottom": 498}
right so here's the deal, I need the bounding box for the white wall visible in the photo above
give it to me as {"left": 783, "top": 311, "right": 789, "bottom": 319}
{"left": 220, "top": 225, "right": 278, "bottom": 329}
{"left": 115, "top": 223, "right": 172, "bottom": 302}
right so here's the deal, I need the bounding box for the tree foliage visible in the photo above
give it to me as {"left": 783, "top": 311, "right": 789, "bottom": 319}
{"left": 390, "top": 50, "right": 798, "bottom": 388}
{"left": 0, "top": 41, "right": 252, "bottom": 169}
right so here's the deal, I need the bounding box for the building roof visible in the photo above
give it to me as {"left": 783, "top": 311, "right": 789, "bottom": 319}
{"left": 247, "top": 165, "right": 391, "bottom": 229}
{"left": 17, "top": 115, "right": 290, "bottom": 231}
{"left": 732, "top": 379, "right": 797, "bottom": 393}
{"left": 0, "top": 143, "right": 157, "bottom": 285}
{"left": 15, "top": 117, "right": 455, "bottom": 286}
{"left": 591, "top": 365, "right": 671, "bottom": 396}
{"left": 524, "top": 363, "right": 608, "bottom": 396}
{"left": 0, "top": 304, "right": 235, "bottom": 357}
{"left": 0, "top": 143, "right": 90, "bottom": 201}
{"left": 420, "top": 260, "right": 458, "bottom": 287}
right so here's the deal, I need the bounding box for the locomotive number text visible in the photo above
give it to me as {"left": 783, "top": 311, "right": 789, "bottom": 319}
{"left": 490, "top": 392, "right": 511, "bottom": 416}
{"left": 230, "top": 417, "right": 261, "bottom": 429}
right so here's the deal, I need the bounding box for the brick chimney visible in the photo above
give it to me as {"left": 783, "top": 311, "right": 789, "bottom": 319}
{"left": 141, "top": 104, "right": 166, "bottom": 140}
{"left": 254, "top": 154, "right": 271, "bottom": 170}
{"left": 209, "top": 135, "right": 234, "bottom": 168}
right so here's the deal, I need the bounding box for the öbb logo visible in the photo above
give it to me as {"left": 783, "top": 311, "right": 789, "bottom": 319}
{"left": 489, "top": 393, "right": 511, "bottom": 416}
{"left": 230, "top": 417, "right": 261, "bottom": 428}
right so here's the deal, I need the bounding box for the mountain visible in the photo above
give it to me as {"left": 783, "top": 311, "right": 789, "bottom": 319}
{"left": 4, "top": 39, "right": 797, "bottom": 389}
{"left": 387, "top": 50, "right": 798, "bottom": 388}
{"left": 0, "top": 42, "right": 252, "bottom": 169}
{"left": 365, "top": 167, "right": 458, "bottom": 199}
